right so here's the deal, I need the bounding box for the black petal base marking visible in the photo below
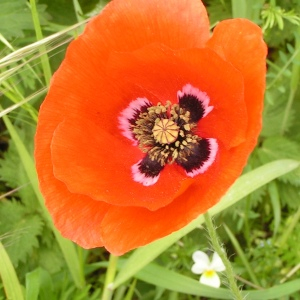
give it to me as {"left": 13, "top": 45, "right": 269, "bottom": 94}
{"left": 132, "top": 154, "right": 164, "bottom": 186}
{"left": 177, "top": 84, "right": 213, "bottom": 122}
{"left": 176, "top": 138, "right": 218, "bottom": 177}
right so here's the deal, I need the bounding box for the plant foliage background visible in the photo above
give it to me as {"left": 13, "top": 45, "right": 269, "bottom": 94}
{"left": 0, "top": 0, "right": 300, "bottom": 299}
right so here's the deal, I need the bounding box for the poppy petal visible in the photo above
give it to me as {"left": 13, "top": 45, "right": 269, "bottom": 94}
{"left": 206, "top": 18, "right": 267, "bottom": 137}
{"left": 83, "top": 0, "right": 209, "bottom": 58}
{"left": 46, "top": 188, "right": 110, "bottom": 248}
{"left": 107, "top": 44, "right": 247, "bottom": 149}
{"left": 50, "top": 118, "right": 193, "bottom": 211}
{"left": 35, "top": 104, "right": 110, "bottom": 248}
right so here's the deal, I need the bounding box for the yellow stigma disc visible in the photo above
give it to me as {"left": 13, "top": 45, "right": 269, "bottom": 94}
{"left": 152, "top": 119, "right": 179, "bottom": 144}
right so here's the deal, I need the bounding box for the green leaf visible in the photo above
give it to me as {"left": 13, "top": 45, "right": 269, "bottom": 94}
{"left": 223, "top": 224, "right": 259, "bottom": 286}
{"left": 0, "top": 0, "right": 49, "bottom": 40}
{"left": 0, "top": 200, "right": 43, "bottom": 266}
{"left": 206, "top": 0, "right": 231, "bottom": 25}
{"left": 137, "top": 263, "right": 232, "bottom": 299}
{"left": 268, "top": 181, "right": 281, "bottom": 235}
{"left": 26, "top": 268, "right": 41, "bottom": 300}
{"left": 278, "top": 182, "right": 300, "bottom": 209}
{"left": 0, "top": 242, "right": 24, "bottom": 300}
{"left": 135, "top": 263, "right": 300, "bottom": 299}
{"left": 114, "top": 159, "right": 299, "bottom": 288}
{"left": 257, "top": 136, "right": 300, "bottom": 185}
{"left": 0, "top": 133, "right": 38, "bottom": 209}
{"left": 231, "top": 0, "right": 247, "bottom": 18}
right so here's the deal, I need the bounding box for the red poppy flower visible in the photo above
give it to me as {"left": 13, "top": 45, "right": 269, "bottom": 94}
{"left": 35, "top": 0, "right": 267, "bottom": 255}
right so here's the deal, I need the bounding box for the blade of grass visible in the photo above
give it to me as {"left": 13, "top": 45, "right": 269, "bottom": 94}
{"left": 0, "top": 33, "right": 43, "bottom": 86}
{"left": 280, "top": 31, "right": 300, "bottom": 135}
{"left": 231, "top": 0, "right": 247, "bottom": 18}
{"left": 268, "top": 181, "right": 281, "bottom": 236}
{"left": 223, "top": 224, "right": 260, "bottom": 286}
{"left": 276, "top": 206, "right": 300, "bottom": 250}
{"left": 25, "top": 268, "right": 41, "bottom": 300}
{"left": 1, "top": 109, "right": 85, "bottom": 288}
{"left": 114, "top": 159, "right": 299, "bottom": 288}
{"left": 28, "top": 0, "right": 52, "bottom": 85}
{"left": 0, "top": 241, "right": 24, "bottom": 300}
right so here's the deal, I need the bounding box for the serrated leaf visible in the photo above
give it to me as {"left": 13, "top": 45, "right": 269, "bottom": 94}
{"left": 0, "top": 200, "right": 43, "bottom": 266}
{"left": 262, "top": 93, "right": 295, "bottom": 137}
{"left": 257, "top": 136, "right": 300, "bottom": 185}
{"left": 277, "top": 182, "right": 300, "bottom": 209}
{"left": 0, "top": 128, "right": 39, "bottom": 208}
{"left": 206, "top": 0, "right": 231, "bottom": 25}
{"left": 0, "top": 0, "right": 50, "bottom": 40}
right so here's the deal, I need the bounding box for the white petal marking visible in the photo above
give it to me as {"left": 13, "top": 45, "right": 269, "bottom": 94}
{"left": 177, "top": 83, "right": 213, "bottom": 118}
{"left": 118, "top": 97, "right": 152, "bottom": 145}
{"left": 186, "top": 138, "right": 218, "bottom": 177}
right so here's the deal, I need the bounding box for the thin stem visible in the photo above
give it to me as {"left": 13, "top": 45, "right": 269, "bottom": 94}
{"left": 101, "top": 254, "right": 119, "bottom": 300}
{"left": 29, "top": 0, "right": 52, "bottom": 86}
{"left": 203, "top": 212, "right": 243, "bottom": 300}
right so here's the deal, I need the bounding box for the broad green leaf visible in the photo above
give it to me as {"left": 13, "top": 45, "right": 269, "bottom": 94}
{"left": 26, "top": 268, "right": 41, "bottom": 300}
{"left": 136, "top": 263, "right": 232, "bottom": 299}
{"left": 136, "top": 263, "right": 300, "bottom": 300}
{"left": 246, "top": 279, "right": 300, "bottom": 299}
{"left": 0, "top": 241, "right": 24, "bottom": 300}
{"left": 114, "top": 159, "right": 299, "bottom": 288}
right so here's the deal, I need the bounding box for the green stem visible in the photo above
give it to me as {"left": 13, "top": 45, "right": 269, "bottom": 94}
{"left": 29, "top": 0, "right": 52, "bottom": 85}
{"left": 280, "top": 32, "right": 300, "bottom": 135}
{"left": 204, "top": 212, "right": 243, "bottom": 300}
{"left": 101, "top": 254, "right": 119, "bottom": 300}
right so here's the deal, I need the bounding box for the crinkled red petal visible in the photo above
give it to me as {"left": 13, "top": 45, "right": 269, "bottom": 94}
{"left": 108, "top": 45, "right": 247, "bottom": 148}
{"left": 35, "top": 98, "right": 110, "bottom": 248}
{"left": 51, "top": 118, "right": 192, "bottom": 211}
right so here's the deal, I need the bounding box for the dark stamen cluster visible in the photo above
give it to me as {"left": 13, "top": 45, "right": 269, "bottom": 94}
{"left": 132, "top": 101, "right": 200, "bottom": 167}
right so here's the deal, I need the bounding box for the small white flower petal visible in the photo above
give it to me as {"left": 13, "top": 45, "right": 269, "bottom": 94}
{"left": 210, "top": 252, "right": 226, "bottom": 272}
{"left": 200, "top": 270, "right": 221, "bottom": 288}
{"left": 191, "top": 251, "right": 210, "bottom": 274}
{"left": 192, "top": 251, "right": 210, "bottom": 265}
{"left": 191, "top": 263, "right": 205, "bottom": 274}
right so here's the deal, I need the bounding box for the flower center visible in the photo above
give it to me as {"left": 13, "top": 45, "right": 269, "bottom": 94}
{"left": 152, "top": 119, "right": 179, "bottom": 144}
{"left": 204, "top": 270, "right": 216, "bottom": 278}
{"left": 132, "top": 101, "right": 198, "bottom": 166}
{"left": 118, "top": 84, "right": 218, "bottom": 186}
